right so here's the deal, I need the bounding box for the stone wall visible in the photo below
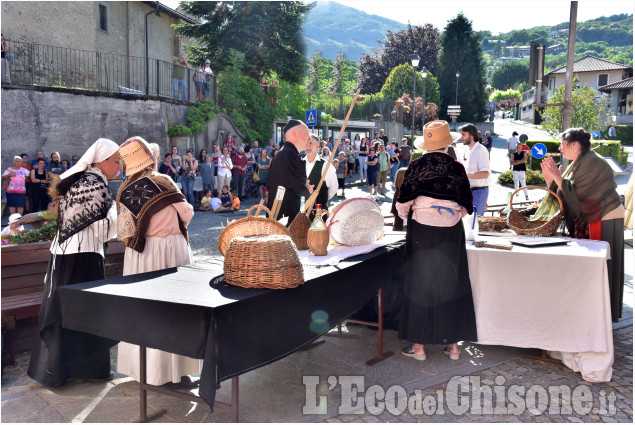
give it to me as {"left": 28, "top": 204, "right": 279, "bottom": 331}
{"left": 0, "top": 86, "right": 189, "bottom": 167}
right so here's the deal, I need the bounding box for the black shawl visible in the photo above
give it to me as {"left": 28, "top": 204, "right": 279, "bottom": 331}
{"left": 397, "top": 152, "right": 474, "bottom": 215}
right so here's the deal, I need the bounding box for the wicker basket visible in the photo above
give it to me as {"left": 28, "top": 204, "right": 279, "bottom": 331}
{"left": 326, "top": 198, "right": 384, "bottom": 246}
{"left": 506, "top": 186, "right": 563, "bottom": 236}
{"left": 218, "top": 205, "right": 290, "bottom": 256}
{"left": 224, "top": 234, "right": 304, "bottom": 289}
{"left": 289, "top": 212, "right": 311, "bottom": 250}
{"left": 477, "top": 216, "right": 508, "bottom": 232}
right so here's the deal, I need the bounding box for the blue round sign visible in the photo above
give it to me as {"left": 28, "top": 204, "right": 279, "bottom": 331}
{"left": 531, "top": 143, "right": 547, "bottom": 159}
{"left": 593, "top": 131, "right": 601, "bottom": 139}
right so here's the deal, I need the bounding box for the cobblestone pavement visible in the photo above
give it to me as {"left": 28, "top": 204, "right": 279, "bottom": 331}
{"left": 2, "top": 133, "right": 633, "bottom": 422}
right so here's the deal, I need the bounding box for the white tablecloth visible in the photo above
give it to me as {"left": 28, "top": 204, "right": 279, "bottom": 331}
{"left": 466, "top": 238, "right": 613, "bottom": 382}
{"left": 298, "top": 233, "right": 401, "bottom": 266}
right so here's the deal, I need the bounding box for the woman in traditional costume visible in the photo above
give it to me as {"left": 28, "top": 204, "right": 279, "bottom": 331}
{"left": 396, "top": 120, "right": 477, "bottom": 361}
{"left": 28, "top": 138, "right": 122, "bottom": 386}
{"left": 541, "top": 128, "right": 625, "bottom": 322}
{"left": 115, "top": 136, "right": 199, "bottom": 386}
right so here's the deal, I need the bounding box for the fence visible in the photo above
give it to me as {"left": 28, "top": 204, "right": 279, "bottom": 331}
{"left": 3, "top": 39, "right": 217, "bottom": 103}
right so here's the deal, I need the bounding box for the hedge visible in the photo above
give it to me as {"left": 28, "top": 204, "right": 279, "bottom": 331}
{"left": 498, "top": 169, "right": 545, "bottom": 186}
{"left": 615, "top": 125, "right": 633, "bottom": 146}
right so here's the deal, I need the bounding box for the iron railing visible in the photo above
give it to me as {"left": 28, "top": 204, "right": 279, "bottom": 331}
{"left": 3, "top": 39, "right": 217, "bottom": 103}
{"left": 307, "top": 92, "right": 395, "bottom": 121}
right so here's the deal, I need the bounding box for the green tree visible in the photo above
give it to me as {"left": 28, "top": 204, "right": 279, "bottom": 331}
{"left": 437, "top": 13, "right": 488, "bottom": 122}
{"left": 357, "top": 23, "right": 440, "bottom": 94}
{"left": 216, "top": 49, "right": 276, "bottom": 143}
{"left": 175, "top": 1, "right": 313, "bottom": 84}
{"left": 539, "top": 77, "right": 613, "bottom": 137}
{"left": 491, "top": 61, "right": 530, "bottom": 90}
{"left": 380, "top": 63, "right": 440, "bottom": 107}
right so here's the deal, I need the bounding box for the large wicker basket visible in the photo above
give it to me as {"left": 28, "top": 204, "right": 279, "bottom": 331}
{"left": 218, "top": 205, "right": 290, "bottom": 256}
{"left": 507, "top": 186, "right": 563, "bottom": 236}
{"left": 224, "top": 234, "right": 304, "bottom": 289}
{"left": 326, "top": 198, "right": 384, "bottom": 246}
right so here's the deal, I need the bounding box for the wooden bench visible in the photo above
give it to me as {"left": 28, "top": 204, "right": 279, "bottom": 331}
{"left": 2, "top": 292, "right": 43, "bottom": 365}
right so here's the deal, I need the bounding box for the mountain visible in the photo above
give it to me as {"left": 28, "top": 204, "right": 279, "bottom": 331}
{"left": 303, "top": 1, "right": 406, "bottom": 61}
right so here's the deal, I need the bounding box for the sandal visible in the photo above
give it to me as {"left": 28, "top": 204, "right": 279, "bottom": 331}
{"left": 402, "top": 345, "right": 426, "bottom": 361}
{"left": 443, "top": 344, "right": 460, "bottom": 360}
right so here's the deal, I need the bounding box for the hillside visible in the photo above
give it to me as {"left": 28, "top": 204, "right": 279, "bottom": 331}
{"left": 303, "top": 1, "right": 406, "bottom": 61}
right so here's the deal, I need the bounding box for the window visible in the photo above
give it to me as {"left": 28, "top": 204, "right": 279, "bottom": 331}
{"left": 548, "top": 78, "right": 555, "bottom": 91}
{"left": 98, "top": 3, "right": 109, "bottom": 32}
{"left": 597, "top": 74, "right": 608, "bottom": 87}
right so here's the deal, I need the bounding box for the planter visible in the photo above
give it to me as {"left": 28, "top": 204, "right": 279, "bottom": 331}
{"left": 1, "top": 239, "right": 124, "bottom": 353}
{"left": 1, "top": 239, "right": 125, "bottom": 298}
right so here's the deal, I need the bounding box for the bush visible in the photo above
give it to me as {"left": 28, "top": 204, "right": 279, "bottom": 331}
{"left": 168, "top": 99, "right": 218, "bottom": 136}
{"left": 615, "top": 125, "right": 633, "bottom": 146}
{"left": 498, "top": 169, "right": 545, "bottom": 186}
{"left": 526, "top": 140, "right": 560, "bottom": 152}
{"left": 167, "top": 125, "right": 192, "bottom": 136}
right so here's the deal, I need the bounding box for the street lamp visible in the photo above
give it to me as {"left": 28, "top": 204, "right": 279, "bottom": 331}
{"left": 455, "top": 70, "right": 460, "bottom": 105}
{"left": 420, "top": 67, "right": 427, "bottom": 130}
{"left": 410, "top": 54, "right": 420, "bottom": 142}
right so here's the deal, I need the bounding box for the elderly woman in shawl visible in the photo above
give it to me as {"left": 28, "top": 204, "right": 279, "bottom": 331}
{"left": 28, "top": 138, "right": 122, "bottom": 387}
{"left": 395, "top": 120, "right": 476, "bottom": 362}
{"left": 115, "top": 137, "right": 199, "bottom": 386}
{"left": 541, "top": 128, "right": 625, "bottom": 322}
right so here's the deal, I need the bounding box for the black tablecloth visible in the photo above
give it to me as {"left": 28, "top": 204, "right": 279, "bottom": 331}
{"left": 58, "top": 240, "right": 406, "bottom": 411}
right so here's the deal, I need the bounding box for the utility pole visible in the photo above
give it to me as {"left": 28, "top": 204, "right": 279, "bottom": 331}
{"left": 561, "top": 1, "right": 578, "bottom": 169}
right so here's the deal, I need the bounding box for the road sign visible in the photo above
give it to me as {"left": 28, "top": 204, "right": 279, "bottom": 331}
{"left": 488, "top": 102, "right": 496, "bottom": 109}
{"left": 513, "top": 98, "right": 518, "bottom": 104}
{"left": 531, "top": 143, "right": 547, "bottom": 159}
{"left": 593, "top": 131, "right": 601, "bottom": 139}
{"left": 447, "top": 105, "right": 461, "bottom": 117}
{"left": 305, "top": 109, "right": 317, "bottom": 127}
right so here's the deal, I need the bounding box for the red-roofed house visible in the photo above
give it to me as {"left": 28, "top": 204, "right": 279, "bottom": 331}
{"left": 599, "top": 77, "right": 633, "bottom": 124}
{"left": 543, "top": 55, "right": 632, "bottom": 99}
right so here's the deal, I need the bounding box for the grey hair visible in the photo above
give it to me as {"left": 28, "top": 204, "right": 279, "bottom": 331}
{"left": 13, "top": 155, "right": 22, "bottom": 161}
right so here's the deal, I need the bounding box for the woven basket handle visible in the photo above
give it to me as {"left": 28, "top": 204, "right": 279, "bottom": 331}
{"left": 510, "top": 185, "right": 564, "bottom": 213}
{"left": 248, "top": 202, "right": 271, "bottom": 218}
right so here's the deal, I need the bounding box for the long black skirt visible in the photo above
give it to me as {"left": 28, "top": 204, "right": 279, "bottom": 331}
{"left": 398, "top": 219, "right": 477, "bottom": 345}
{"left": 27, "top": 252, "right": 117, "bottom": 387}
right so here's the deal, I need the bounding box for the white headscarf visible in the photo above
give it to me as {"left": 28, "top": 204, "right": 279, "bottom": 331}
{"left": 60, "top": 138, "right": 119, "bottom": 180}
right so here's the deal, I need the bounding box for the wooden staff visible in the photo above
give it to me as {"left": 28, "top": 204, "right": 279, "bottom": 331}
{"left": 304, "top": 89, "right": 361, "bottom": 213}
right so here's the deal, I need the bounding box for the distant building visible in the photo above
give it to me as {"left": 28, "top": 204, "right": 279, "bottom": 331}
{"left": 0, "top": 1, "right": 198, "bottom": 65}
{"left": 546, "top": 44, "right": 565, "bottom": 54}
{"left": 506, "top": 45, "right": 531, "bottom": 58}
{"left": 599, "top": 77, "right": 633, "bottom": 124}
{"left": 495, "top": 56, "right": 524, "bottom": 64}
{"left": 544, "top": 55, "right": 633, "bottom": 98}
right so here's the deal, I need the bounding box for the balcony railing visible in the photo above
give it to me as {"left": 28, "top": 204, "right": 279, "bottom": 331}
{"left": 2, "top": 39, "right": 217, "bottom": 103}
{"left": 2, "top": 40, "right": 397, "bottom": 122}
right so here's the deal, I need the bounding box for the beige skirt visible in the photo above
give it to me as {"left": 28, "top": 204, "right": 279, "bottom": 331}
{"left": 117, "top": 234, "right": 199, "bottom": 385}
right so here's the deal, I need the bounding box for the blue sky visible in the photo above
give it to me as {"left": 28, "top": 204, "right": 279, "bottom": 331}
{"left": 163, "top": 0, "right": 633, "bottom": 35}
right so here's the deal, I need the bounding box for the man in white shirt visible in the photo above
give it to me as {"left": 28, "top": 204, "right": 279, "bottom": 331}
{"left": 460, "top": 124, "right": 490, "bottom": 216}
{"left": 203, "top": 59, "right": 214, "bottom": 98}
{"left": 305, "top": 135, "right": 337, "bottom": 219}
{"left": 507, "top": 131, "right": 519, "bottom": 164}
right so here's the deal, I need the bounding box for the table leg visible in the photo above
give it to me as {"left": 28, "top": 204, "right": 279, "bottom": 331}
{"left": 231, "top": 376, "right": 239, "bottom": 422}
{"left": 135, "top": 345, "right": 167, "bottom": 423}
{"left": 343, "top": 287, "right": 393, "bottom": 365}
{"left": 522, "top": 348, "right": 564, "bottom": 364}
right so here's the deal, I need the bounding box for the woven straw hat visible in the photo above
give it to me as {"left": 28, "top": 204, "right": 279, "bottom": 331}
{"left": 414, "top": 120, "right": 461, "bottom": 151}
{"left": 119, "top": 136, "right": 156, "bottom": 176}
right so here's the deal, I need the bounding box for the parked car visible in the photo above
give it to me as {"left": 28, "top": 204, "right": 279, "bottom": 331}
{"left": 505, "top": 111, "right": 514, "bottom": 118}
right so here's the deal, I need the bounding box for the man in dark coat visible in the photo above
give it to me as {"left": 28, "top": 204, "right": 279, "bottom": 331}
{"left": 266, "top": 120, "right": 313, "bottom": 224}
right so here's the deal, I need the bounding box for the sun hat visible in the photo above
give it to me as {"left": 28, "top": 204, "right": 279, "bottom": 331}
{"left": 8, "top": 213, "right": 21, "bottom": 224}
{"left": 414, "top": 120, "right": 461, "bottom": 151}
{"left": 119, "top": 136, "right": 156, "bottom": 176}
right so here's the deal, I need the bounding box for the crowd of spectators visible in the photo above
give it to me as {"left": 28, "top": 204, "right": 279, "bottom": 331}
{"left": 2, "top": 150, "right": 78, "bottom": 215}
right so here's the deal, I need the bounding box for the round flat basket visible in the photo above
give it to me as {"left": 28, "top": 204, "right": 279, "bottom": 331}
{"left": 224, "top": 234, "right": 304, "bottom": 289}
{"left": 218, "top": 205, "right": 290, "bottom": 256}
{"left": 326, "top": 198, "right": 384, "bottom": 246}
